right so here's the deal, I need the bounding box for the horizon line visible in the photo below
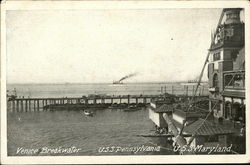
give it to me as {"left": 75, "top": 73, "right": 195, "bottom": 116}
{"left": 7, "top": 81, "right": 208, "bottom": 85}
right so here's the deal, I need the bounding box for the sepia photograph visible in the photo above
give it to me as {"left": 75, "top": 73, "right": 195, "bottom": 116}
{"left": 1, "top": 0, "right": 249, "bottom": 164}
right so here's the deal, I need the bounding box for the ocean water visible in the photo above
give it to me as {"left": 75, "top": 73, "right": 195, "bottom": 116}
{"left": 7, "top": 82, "right": 208, "bottom": 98}
{"left": 7, "top": 83, "right": 208, "bottom": 156}
{"left": 8, "top": 109, "right": 175, "bottom": 156}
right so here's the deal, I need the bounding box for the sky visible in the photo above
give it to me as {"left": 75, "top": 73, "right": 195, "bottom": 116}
{"left": 6, "top": 9, "right": 223, "bottom": 84}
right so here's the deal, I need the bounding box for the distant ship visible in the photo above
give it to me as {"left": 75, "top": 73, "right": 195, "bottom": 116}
{"left": 113, "top": 80, "right": 123, "bottom": 84}
{"left": 187, "top": 80, "right": 199, "bottom": 83}
{"left": 180, "top": 80, "right": 207, "bottom": 86}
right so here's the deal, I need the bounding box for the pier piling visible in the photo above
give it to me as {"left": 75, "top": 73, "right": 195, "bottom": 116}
{"left": 20, "top": 100, "right": 23, "bottom": 112}
{"left": 34, "top": 100, "right": 36, "bottom": 111}
{"left": 12, "top": 100, "right": 15, "bottom": 112}
{"left": 29, "top": 100, "right": 31, "bottom": 111}
{"left": 25, "top": 100, "right": 27, "bottom": 112}
{"left": 37, "top": 100, "right": 40, "bottom": 111}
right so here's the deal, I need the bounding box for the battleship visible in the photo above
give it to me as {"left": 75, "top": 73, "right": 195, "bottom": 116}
{"left": 148, "top": 8, "right": 245, "bottom": 155}
{"left": 113, "top": 80, "right": 123, "bottom": 84}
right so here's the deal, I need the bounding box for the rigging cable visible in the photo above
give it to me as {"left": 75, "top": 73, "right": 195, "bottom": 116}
{"left": 179, "top": 9, "right": 225, "bottom": 135}
{"left": 186, "top": 8, "right": 225, "bottom": 111}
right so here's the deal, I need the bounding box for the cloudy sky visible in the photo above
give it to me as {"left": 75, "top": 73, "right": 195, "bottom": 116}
{"left": 7, "top": 9, "right": 223, "bottom": 83}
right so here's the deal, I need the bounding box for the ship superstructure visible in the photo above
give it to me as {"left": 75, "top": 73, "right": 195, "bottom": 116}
{"left": 148, "top": 8, "right": 245, "bottom": 154}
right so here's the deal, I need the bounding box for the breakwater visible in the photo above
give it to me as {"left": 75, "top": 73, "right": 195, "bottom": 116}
{"left": 7, "top": 94, "right": 208, "bottom": 112}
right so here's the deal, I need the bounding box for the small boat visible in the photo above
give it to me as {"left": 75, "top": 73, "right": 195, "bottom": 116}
{"left": 83, "top": 110, "right": 94, "bottom": 116}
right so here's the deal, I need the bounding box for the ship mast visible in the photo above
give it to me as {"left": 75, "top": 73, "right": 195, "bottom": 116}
{"left": 173, "top": 9, "right": 227, "bottom": 149}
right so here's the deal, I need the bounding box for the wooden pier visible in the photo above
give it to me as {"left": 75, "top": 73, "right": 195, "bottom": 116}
{"left": 7, "top": 94, "right": 208, "bottom": 112}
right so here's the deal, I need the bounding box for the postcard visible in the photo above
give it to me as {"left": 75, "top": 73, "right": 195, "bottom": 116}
{"left": 1, "top": 0, "right": 249, "bottom": 164}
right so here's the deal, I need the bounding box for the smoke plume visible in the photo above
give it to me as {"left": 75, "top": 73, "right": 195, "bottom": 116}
{"left": 118, "top": 73, "right": 137, "bottom": 82}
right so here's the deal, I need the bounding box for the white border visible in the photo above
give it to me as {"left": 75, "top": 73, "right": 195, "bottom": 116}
{"left": 1, "top": 0, "right": 250, "bottom": 164}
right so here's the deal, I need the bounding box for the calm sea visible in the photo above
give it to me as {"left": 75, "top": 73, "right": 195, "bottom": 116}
{"left": 7, "top": 83, "right": 208, "bottom": 156}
